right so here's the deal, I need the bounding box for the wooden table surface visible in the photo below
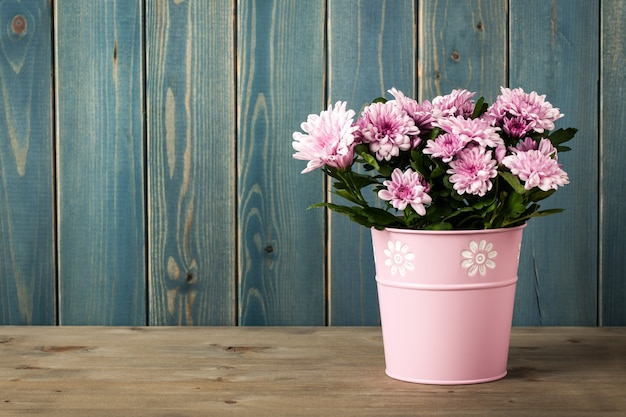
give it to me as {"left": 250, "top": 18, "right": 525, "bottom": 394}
{"left": 1, "top": 327, "right": 625, "bottom": 416}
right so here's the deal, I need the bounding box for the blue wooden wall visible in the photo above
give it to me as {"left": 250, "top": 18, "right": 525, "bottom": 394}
{"left": 0, "top": 0, "right": 623, "bottom": 326}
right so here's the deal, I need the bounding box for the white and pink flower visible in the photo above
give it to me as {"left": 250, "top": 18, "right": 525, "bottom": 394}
{"left": 388, "top": 87, "right": 436, "bottom": 133}
{"left": 432, "top": 89, "right": 476, "bottom": 120}
{"left": 486, "top": 86, "right": 564, "bottom": 134}
{"left": 378, "top": 168, "right": 431, "bottom": 215}
{"left": 358, "top": 101, "right": 420, "bottom": 161}
{"left": 447, "top": 147, "right": 498, "bottom": 197}
{"left": 434, "top": 116, "right": 504, "bottom": 149}
{"left": 293, "top": 86, "right": 574, "bottom": 230}
{"left": 502, "top": 148, "right": 569, "bottom": 191}
{"left": 292, "top": 101, "right": 358, "bottom": 173}
{"left": 423, "top": 132, "right": 469, "bottom": 162}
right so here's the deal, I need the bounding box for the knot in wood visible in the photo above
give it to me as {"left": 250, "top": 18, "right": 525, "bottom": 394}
{"left": 12, "top": 15, "right": 26, "bottom": 36}
{"left": 451, "top": 51, "right": 461, "bottom": 61}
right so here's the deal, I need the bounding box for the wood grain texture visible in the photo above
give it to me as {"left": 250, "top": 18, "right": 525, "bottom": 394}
{"left": 1, "top": 1, "right": 624, "bottom": 326}
{"left": 327, "top": 0, "right": 416, "bottom": 325}
{"left": 1, "top": 326, "right": 626, "bottom": 416}
{"left": 600, "top": 0, "right": 626, "bottom": 325}
{"left": 55, "top": 1, "right": 146, "bottom": 324}
{"left": 238, "top": 0, "right": 326, "bottom": 325}
{"left": 509, "top": 0, "right": 599, "bottom": 325}
{"left": 146, "top": 0, "right": 236, "bottom": 325}
{"left": 418, "top": 0, "right": 507, "bottom": 102}
{"left": 0, "top": 0, "right": 54, "bottom": 324}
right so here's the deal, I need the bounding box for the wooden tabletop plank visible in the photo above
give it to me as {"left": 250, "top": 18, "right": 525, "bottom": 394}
{"left": 0, "top": 327, "right": 625, "bottom": 416}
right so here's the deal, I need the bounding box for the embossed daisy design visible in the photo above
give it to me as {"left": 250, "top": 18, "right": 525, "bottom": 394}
{"left": 461, "top": 239, "right": 497, "bottom": 277}
{"left": 384, "top": 240, "right": 415, "bottom": 276}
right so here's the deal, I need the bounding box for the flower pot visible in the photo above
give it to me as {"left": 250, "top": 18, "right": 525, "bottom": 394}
{"left": 371, "top": 224, "right": 525, "bottom": 385}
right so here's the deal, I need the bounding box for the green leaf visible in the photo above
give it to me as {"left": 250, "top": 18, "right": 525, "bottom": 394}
{"left": 358, "top": 151, "right": 380, "bottom": 171}
{"left": 525, "top": 188, "right": 556, "bottom": 203}
{"left": 362, "top": 207, "right": 402, "bottom": 226}
{"left": 548, "top": 128, "right": 577, "bottom": 153}
{"left": 471, "top": 97, "right": 487, "bottom": 119}
{"left": 431, "top": 162, "right": 447, "bottom": 178}
{"left": 472, "top": 194, "right": 496, "bottom": 210}
{"left": 499, "top": 171, "right": 527, "bottom": 195}
{"left": 428, "top": 127, "right": 441, "bottom": 140}
{"left": 309, "top": 203, "right": 374, "bottom": 228}
{"left": 333, "top": 189, "right": 365, "bottom": 206}
{"left": 440, "top": 206, "right": 475, "bottom": 222}
{"left": 308, "top": 202, "right": 405, "bottom": 229}
{"left": 347, "top": 171, "right": 380, "bottom": 189}
{"left": 500, "top": 207, "right": 565, "bottom": 227}
{"left": 504, "top": 191, "right": 526, "bottom": 218}
{"left": 484, "top": 198, "right": 499, "bottom": 214}
{"left": 410, "top": 151, "right": 427, "bottom": 176}
{"left": 426, "top": 222, "right": 453, "bottom": 230}
{"left": 531, "top": 208, "right": 564, "bottom": 217}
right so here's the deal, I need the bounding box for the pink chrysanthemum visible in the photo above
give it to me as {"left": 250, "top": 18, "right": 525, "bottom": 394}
{"left": 486, "top": 87, "right": 564, "bottom": 134}
{"left": 447, "top": 147, "right": 498, "bottom": 197}
{"left": 423, "top": 132, "right": 469, "bottom": 163}
{"left": 502, "top": 148, "right": 568, "bottom": 191}
{"left": 501, "top": 115, "right": 533, "bottom": 138}
{"left": 432, "top": 89, "right": 476, "bottom": 120}
{"left": 359, "top": 101, "right": 420, "bottom": 161}
{"left": 512, "top": 138, "right": 557, "bottom": 158}
{"left": 495, "top": 145, "right": 507, "bottom": 163}
{"left": 292, "top": 102, "right": 358, "bottom": 173}
{"left": 378, "top": 168, "right": 432, "bottom": 215}
{"left": 388, "top": 88, "right": 436, "bottom": 133}
{"left": 514, "top": 137, "right": 538, "bottom": 152}
{"left": 537, "top": 138, "right": 558, "bottom": 158}
{"left": 434, "top": 115, "right": 504, "bottom": 149}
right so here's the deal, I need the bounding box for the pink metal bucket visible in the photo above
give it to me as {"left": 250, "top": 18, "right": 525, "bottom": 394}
{"left": 371, "top": 225, "right": 525, "bottom": 385}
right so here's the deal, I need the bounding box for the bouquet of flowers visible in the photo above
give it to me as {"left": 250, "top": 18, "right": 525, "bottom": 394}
{"left": 292, "top": 87, "right": 576, "bottom": 230}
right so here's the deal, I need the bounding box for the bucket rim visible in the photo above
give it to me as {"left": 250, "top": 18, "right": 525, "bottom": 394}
{"left": 371, "top": 223, "right": 526, "bottom": 236}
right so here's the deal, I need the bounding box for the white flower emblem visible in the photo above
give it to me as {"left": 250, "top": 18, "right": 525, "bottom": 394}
{"left": 384, "top": 240, "right": 415, "bottom": 276}
{"left": 461, "top": 240, "right": 497, "bottom": 277}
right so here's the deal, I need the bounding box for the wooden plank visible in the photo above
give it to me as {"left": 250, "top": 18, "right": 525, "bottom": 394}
{"left": 238, "top": 0, "right": 326, "bottom": 325}
{"left": 509, "top": 0, "right": 599, "bottom": 325}
{"left": 327, "top": 0, "right": 416, "bottom": 325}
{"left": 0, "top": 0, "right": 55, "bottom": 324}
{"left": 146, "top": 1, "right": 236, "bottom": 325}
{"left": 418, "top": 0, "right": 507, "bottom": 102}
{"left": 1, "top": 327, "right": 626, "bottom": 416}
{"left": 55, "top": 1, "right": 146, "bottom": 324}
{"left": 600, "top": 0, "right": 626, "bottom": 325}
